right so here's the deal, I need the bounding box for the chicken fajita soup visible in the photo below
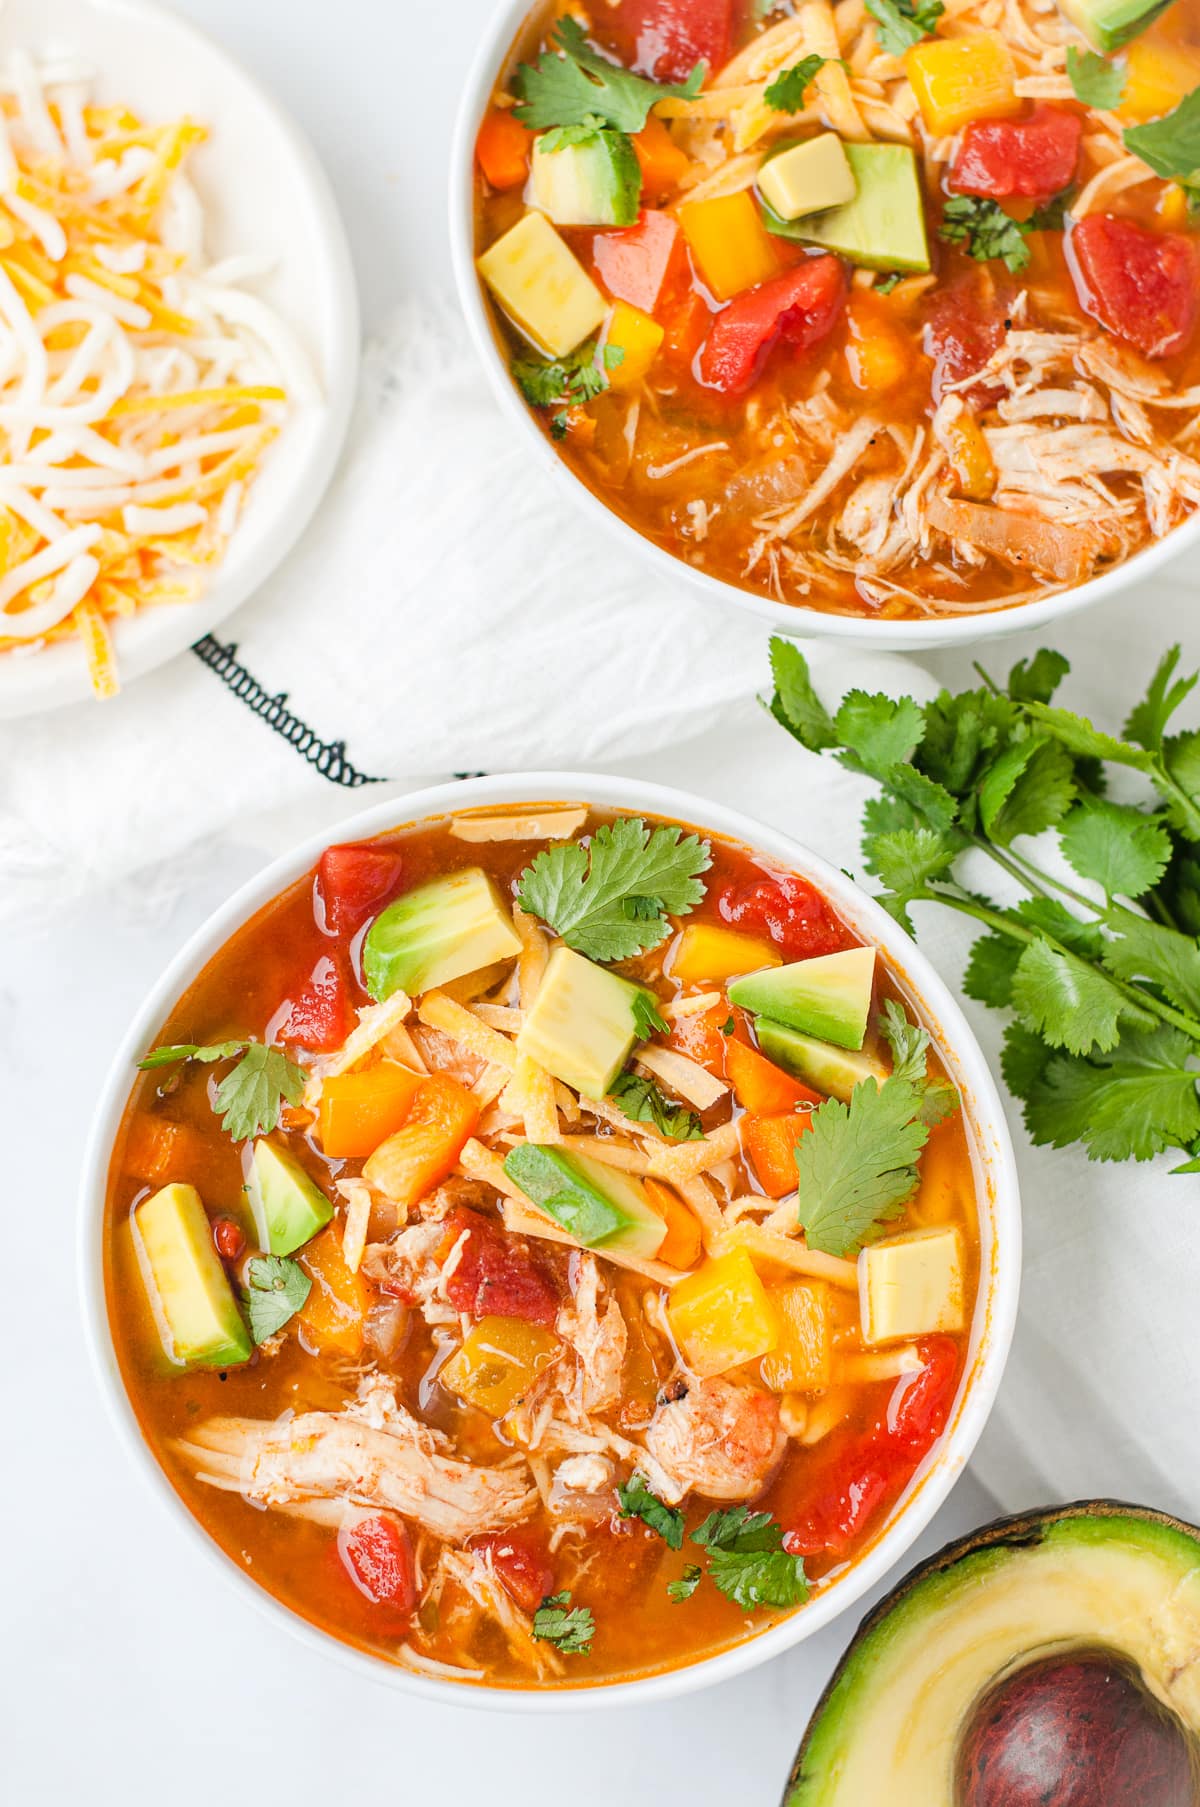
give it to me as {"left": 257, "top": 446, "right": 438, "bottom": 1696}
{"left": 105, "top": 806, "right": 982, "bottom": 1688}
{"left": 471, "top": 0, "right": 1200, "bottom": 622}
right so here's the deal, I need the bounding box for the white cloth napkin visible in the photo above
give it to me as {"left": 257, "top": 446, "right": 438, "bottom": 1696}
{"left": 5, "top": 294, "right": 1200, "bottom": 1527}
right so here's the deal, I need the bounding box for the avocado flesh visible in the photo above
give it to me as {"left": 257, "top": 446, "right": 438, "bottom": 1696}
{"left": 362, "top": 867, "right": 522, "bottom": 1002}
{"left": 730, "top": 947, "right": 876, "bottom": 1050}
{"left": 788, "top": 1510, "right": 1200, "bottom": 1807}
{"left": 516, "top": 945, "right": 642, "bottom": 1098}
{"left": 1060, "top": 0, "right": 1173, "bottom": 50}
{"left": 504, "top": 1143, "right": 666, "bottom": 1259}
{"left": 755, "top": 1021, "right": 887, "bottom": 1102}
{"left": 133, "top": 1183, "right": 251, "bottom": 1369}
{"left": 248, "top": 1140, "right": 333, "bottom": 1257}
{"left": 762, "top": 143, "right": 930, "bottom": 274}
{"left": 529, "top": 131, "right": 642, "bottom": 227}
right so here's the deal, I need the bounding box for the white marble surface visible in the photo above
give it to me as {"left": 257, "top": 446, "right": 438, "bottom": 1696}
{"left": 2, "top": 3, "right": 1001, "bottom": 1800}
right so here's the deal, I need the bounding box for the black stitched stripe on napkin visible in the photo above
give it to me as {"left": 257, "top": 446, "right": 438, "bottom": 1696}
{"left": 192, "top": 636, "right": 385, "bottom": 788}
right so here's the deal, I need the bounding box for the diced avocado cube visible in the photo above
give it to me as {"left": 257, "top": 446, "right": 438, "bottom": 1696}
{"left": 859, "top": 1226, "right": 964, "bottom": 1346}
{"left": 763, "top": 143, "right": 930, "bottom": 274}
{"left": 363, "top": 867, "right": 522, "bottom": 1002}
{"left": 755, "top": 1020, "right": 887, "bottom": 1104}
{"left": 247, "top": 1140, "right": 333, "bottom": 1256}
{"left": 133, "top": 1182, "right": 251, "bottom": 1369}
{"left": 758, "top": 133, "right": 857, "bottom": 223}
{"left": 1060, "top": 0, "right": 1172, "bottom": 49}
{"left": 477, "top": 211, "right": 608, "bottom": 358}
{"left": 504, "top": 1143, "right": 667, "bottom": 1260}
{"left": 516, "top": 945, "right": 643, "bottom": 1098}
{"left": 529, "top": 130, "right": 642, "bottom": 228}
{"left": 729, "top": 947, "right": 876, "bottom": 1050}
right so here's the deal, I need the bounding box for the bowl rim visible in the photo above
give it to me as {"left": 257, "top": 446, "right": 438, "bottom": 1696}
{"left": 447, "top": 0, "right": 1200, "bottom": 651}
{"left": 78, "top": 771, "right": 1022, "bottom": 1712}
{"left": 0, "top": 0, "right": 361, "bottom": 719}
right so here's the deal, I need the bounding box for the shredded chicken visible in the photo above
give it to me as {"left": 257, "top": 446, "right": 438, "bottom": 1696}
{"left": 646, "top": 1377, "right": 787, "bottom": 1505}
{"left": 556, "top": 1255, "right": 628, "bottom": 1416}
{"left": 362, "top": 1221, "right": 456, "bottom": 1326}
{"left": 429, "top": 1547, "right": 561, "bottom": 1677}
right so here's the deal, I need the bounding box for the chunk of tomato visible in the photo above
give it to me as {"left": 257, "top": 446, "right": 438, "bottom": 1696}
{"left": 593, "top": 210, "right": 685, "bottom": 313}
{"left": 698, "top": 256, "right": 847, "bottom": 396}
{"left": 1068, "top": 213, "right": 1199, "bottom": 361}
{"left": 317, "top": 842, "right": 404, "bottom": 936}
{"left": 275, "top": 953, "right": 353, "bottom": 1052}
{"left": 950, "top": 106, "right": 1082, "bottom": 200}
{"left": 610, "top": 0, "right": 735, "bottom": 83}
{"left": 887, "top": 1334, "right": 960, "bottom": 1450}
{"left": 469, "top": 1530, "right": 555, "bottom": 1616}
{"left": 443, "top": 1207, "right": 562, "bottom": 1327}
{"left": 336, "top": 1513, "right": 416, "bottom": 1631}
{"left": 717, "top": 871, "right": 852, "bottom": 961}
{"left": 924, "top": 280, "right": 1008, "bottom": 406}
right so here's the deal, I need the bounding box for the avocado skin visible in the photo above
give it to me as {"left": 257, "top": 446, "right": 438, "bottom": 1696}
{"left": 782, "top": 1501, "right": 1200, "bottom": 1807}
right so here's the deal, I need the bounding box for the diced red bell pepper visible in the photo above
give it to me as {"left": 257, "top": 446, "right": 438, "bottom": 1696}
{"left": 593, "top": 210, "right": 684, "bottom": 313}
{"left": 611, "top": 0, "right": 735, "bottom": 83}
{"left": 468, "top": 1530, "right": 555, "bottom": 1616}
{"left": 924, "top": 280, "right": 1008, "bottom": 406}
{"left": 698, "top": 256, "right": 847, "bottom": 396}
{"left": 317, "top": 842, "right": 405, "bottom": 937}
{"left": 659, "top": 287, "right": 712, "bottom": 373}
{"left": 336, "top": 1513, "right": 416, "bottom": 1631}
{"left": 276, "top": 953, "right": 353, "bottom": 1052}
{"left": 717, "top": 871, "right": 853, "bottom": 961}
{"left": 1068, "top": 213, "right": 1199, "bottom": 361}
{"left": 443, "top": 1207, "right": 563, "bottom": 1327}
{"left": 950, "top": 106, "right": 1082, "bottom": 200}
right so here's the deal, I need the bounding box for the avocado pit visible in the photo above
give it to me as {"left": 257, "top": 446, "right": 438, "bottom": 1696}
{"left": 953, "top": 1647, "right": 1200, "bottom": 1807}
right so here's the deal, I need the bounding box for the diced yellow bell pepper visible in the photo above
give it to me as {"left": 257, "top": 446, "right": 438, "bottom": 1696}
{"left": 1119, "top": 39, "right": 1200, "bottom": 125}
{"left": 440, "top": 1315, "right": 561, "bottom": 1416}
{"left": 760, "top": 1281, "right": 833, "bottom": 1393}
{"left": 905, "top": 33, "right": 1020, "bottom": 137}
{"left": 669, "top": 923, "right": 782, "bottom": 985}
{"left": 678, "top": 191, "right": 779, "bottom": 302}
{"left": 603, "top": 300, "right": 666, "bottom": 391}
{"left": 1159, "top": 183, "right": 1192, "bottom": 231}
{"left": 667, "top": 1247, "right": 778, "bottom": 1378}
{"left": 945, "top": 413, "right": 997, "bottom": 501}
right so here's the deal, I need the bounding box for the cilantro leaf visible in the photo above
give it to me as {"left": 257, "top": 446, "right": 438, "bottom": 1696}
{"left": 513, "top": 341, "right": 614, "bottom": 438}
{"left": 667, "top": 1564, "right": 702, "bottom": 1602}
{"left": 532, "top": 1591, "right": 595, "bottom": 1654}
{"left": 878, "top": 1000, "right": 959, "bottom": 1124}
{"left": 764, "top": 55, "right": 834, "bottom": 111}
{"left": 692, "top": 1504, "right": 778, "bottom": 1551}
{"left": 767, "top": 636, "right": 837, "bottom": 750}
{"left": 691, "top": 1506, "right": 808, "bottom": 1609}
{"left": 609, "top": 1071, "right": 704, "bottom": 1141}
{"left": 632, "top": 989, "right": 671, "bottom": 1039}
{"left": 242, "top": 1256, "right": 310, "bottom": 1344}
{"left": 1001, "top": 1021, "right": 1052, "bottom": 1101}
{"left": 618, "top": 1473, "right": 685, "bottom": 1548}
{"left": 1010, "top": 939, "right": 1144, "bottom": 1056}
{"left": 939, "top": 196, "right": 1034, "bottom": 273}
{"left": 1023, "top": 1028, "right": 1200, "bottom": 1162}
{"left": 867, "top": 825, "right": 957, "bottom": 901}
{"left": 963, "top": 932, "right": 1021, "bottom": 1008}
{"left": 1125, "top": 645, "right": 1197, "bottom": 751}
{"left": 1066, "top": 45, "right": 1127, "bottom": 110}
{"left": 1022, "top": 701, "right": 1157, "bottom": 774}
{"left": 794, "top": 1077, "right": 928, "bottom": 1257}
{"left": 1009, "top": 650, "right": 1070, "bottom": 706}
{"left": 865, "top": 0, "right": 944, "bottom": 55}
{"left": 834, "top": 690, "right": 925, "bottom": 780}
{"left": 1059, "top": 799, "right": 1171, "bottom": 900}
{"left": 977, "top": 737, "right": 1077, "bottom": 845}
{"left": 1101, "top": 915, "right": 1200, "bottom": 1019}
{"left": 517, "top": 817, "right": 711, "bottom": 961}
{"left": 1124, "top": 86, "right": 1200, "bottom": 184}
{"left": 514, "top": 16, "right": 703, "bottom": 134}
{"left": 139, "top": 1040, "right": 306, "bottom": 1142}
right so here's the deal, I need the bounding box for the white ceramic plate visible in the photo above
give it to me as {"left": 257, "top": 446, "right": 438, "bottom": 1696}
{"left": 0, "top": 0, "right": 359, "bottom": 718}
{"left": 449, "top": 0, "right": 1200, "bottom": 651}
{"left": 79, "top": 773, "right": 1022, "bottom": 1712}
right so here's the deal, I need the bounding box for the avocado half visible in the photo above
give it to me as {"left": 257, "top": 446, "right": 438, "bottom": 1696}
{"left": 783, "top": 1502, "right": 1200, "bottom": 1806}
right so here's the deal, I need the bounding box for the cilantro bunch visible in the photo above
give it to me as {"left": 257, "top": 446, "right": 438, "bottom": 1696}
{"left": 767, "top": 639, "right": 1200, "bottom": 1170}
{"left": 619, "top": 1480, "right": 808, "bottom": 1610}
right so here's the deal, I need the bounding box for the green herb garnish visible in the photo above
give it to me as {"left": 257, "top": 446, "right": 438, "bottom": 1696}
{"left": 667, "top": 1564, "right": 703, "bottom": 1602}
{"left": 512, "top": 341, "right": 624, "bottom": 440}
{"left": 532, "top": 1591, "right": 595, "bottom": 1654}
{"left": 609, "top": 1072, "right": 705, "bottom": 1141}
{"left": 242, "top": 1256, "right": 311, "bottom": 1344}
{"left": 865, "top": 0, "right": 944, "bottom": 57}
{"left": 517, "top": 816, "right": 711, "bottom": 961}
{"left": 691, "top": 1506, "right": 808, "bottom": 1610}
{"left": 514, "top": 16, "right": 703, "bottom": 134}
{"left": 633, "top": 990, "right": 671, "bottom": 1039}
{"left": 138, "top": 1041, "right": 306, "bottom": 1142}
{"left": 618, "top": 1472, "right": 685, "bottom": 1548}
{"left": 939, "top": 195, "right": 1035, "bottom": 272}
{"left": 1124, "top": 85, "right": 1200, "bottom": 185}
{"left": 794, "top": 1073, "right": 930, "bottom": 1256}
{"left": 764, "top": 55, "right": 836, "bottom": 112}
{"left": 1066, "top": 46, "right": 1126, "bottom": 110}
{"left": 766, "top": 637, "right": 1200, "bottom": 1171}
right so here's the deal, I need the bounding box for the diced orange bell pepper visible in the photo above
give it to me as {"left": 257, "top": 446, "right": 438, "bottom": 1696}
{"left": 905, "top": 33, "right": 1020, "bottom": 137}
{"left": 728, "top": 1039, "right": 824, "bottom": 1116}
{"left": 670, "top": 922, "right": 781, "bottom": 986}
{"left": 318, "top": 1062, "right": 424, "bottom": 1159}
{"left": 299, "top": 1226, "right": 369, "bottom": 1356}
{"left": 945, "top": 413, "right": 997, "bottom": 501}
{"left": 632, "top": 117, "right": 690, "bottom": 201}
{"left": 667, "top": 1248, "right": 778, "bottom": 1377}
{"left": 678, "top": 192, "right": 779, "bottom": 301}
{"left": 644, "top": 1178, "right": 704, "bottom": 1270}
{"left": 123, "top": 1114, "right": 211, "bottom": 1187}
{"left": 362, "top": 1074, "right": 480, "bottom": 1213}
{"left": 475, "top": 109, "right": 533, "bottom": 190}
{"left": 760, "top": 1281, "right": 832, "bottom": 1392}
{"left": 844, "top": 296, "right": 908, "bottom": 394}
{"left": 743, "top": 1110, "right": 816, "bottom": 1198}
{"left": 659, "top": 287, "right": 711, "bottom": 371}
{"left": 1119, "top": 39, "right": 1200, "bottom": 125}
{"left": 668, "top": 1003, "right": 732, "bottom": 1077}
